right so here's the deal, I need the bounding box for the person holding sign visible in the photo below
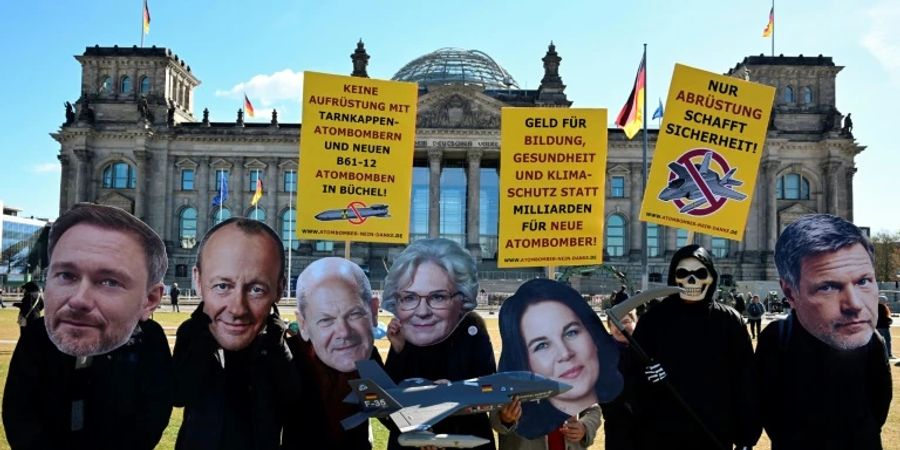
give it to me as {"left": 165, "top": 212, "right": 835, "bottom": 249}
{"left": 382, "top": 238, "right": 496, "bottom": 450}
{"left": 629, "top": 245, "right": 760, "bottom": 450}
{"left": 492, "top": 278, "right": 621, "bottom": 448}
{"left": 757, "top": 214, "right": 891, "bottom": 450}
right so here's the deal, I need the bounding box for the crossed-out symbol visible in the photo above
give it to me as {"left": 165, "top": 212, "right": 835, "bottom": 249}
{"left": 346, "top": 201, "right": 368, "bottom": 224}
{"left": 669, "top": 148, "right": 731, "bottom": 216}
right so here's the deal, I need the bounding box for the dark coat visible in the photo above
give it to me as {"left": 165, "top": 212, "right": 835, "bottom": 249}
{"left": 630, "top": 295, "right": 762, "bottom": 450}
{"left": 3, "top": 319, "right": 173, "bottom": 450}
{"left": 282, "top": 336, "right": 384, "bottom": 450}
{"left": 384, "top": 312, "right": 497, "bottom": 450}
{"left": 756, "top": 313, "right": 892, "bottom": 450}
{"left": 173, "top": 305, "right": 300, "bottom": 450}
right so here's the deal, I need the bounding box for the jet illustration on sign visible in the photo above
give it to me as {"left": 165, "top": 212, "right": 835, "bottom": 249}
{"left": 341, "top": 360, "right": 571, "bottom": 448}
{"left": 314, "top": 203, "right": 390, "bottom": 221}
{"left": 659, "top": 151, "right": 746, "bottom": 214}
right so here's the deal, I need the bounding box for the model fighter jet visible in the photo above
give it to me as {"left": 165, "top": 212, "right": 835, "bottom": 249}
{"left": 341, "top": 360, "right": 570, "bottom": 448}
{"left": 659, "top": 151, "right": 746, "bottom": 213}
{"left": 314, "top": 204, "right": 390, "bottom": 221}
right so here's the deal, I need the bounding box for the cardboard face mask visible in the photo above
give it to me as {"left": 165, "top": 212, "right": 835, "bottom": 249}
{"left": 674, "top": 257, "right": 713, "bottom": 302}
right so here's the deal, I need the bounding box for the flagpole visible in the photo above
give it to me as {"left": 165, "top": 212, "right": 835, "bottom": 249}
{"left": 641, "top": 43, "right": 649, "bottom": 292}
{"left": 771, "top": 0, "right": 775, "bottom": 57}
{"left": 218, "top": 171, "right": 224, "bottom": 223}
{"left": 140, "top": 0, "right": 144, "bottom": 48}
{"left": 255, "top": 170, "right": 260, "bottom": 217}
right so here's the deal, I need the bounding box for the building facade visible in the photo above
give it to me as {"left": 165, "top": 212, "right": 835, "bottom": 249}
{"left": 52, "top": 44, "right": 864, "bottom": 291}
{"left": 0, "top": 202, "right": 49, "bottom": 287}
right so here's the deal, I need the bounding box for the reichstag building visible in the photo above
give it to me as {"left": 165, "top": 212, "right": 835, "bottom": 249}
{"left": 52, "top": 42, "right": 863, "bottom": 291}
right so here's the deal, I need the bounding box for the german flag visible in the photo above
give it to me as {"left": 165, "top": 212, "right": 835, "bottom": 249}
{"left": 762, "top": 7, "right": 774, "bottom": 37}
{"left": 364, "top": 393, "right": 378, "bottom": 401}
{"left": 615, "top": 53, "right": 646, "bottom": 140}
{"left": 481, "top": 385, "right": 493, "bottom": 393}
{"left": 250, "top": 176, "right": 263, "bottom": 206}
{"left": 244, "top": 93, "right": 255, "bottom": 118}
{"left": 142, "top": 0, "right": 151, "bottom": 34}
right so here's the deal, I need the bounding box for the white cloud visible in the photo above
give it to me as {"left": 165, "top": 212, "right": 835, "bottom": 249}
{"left": 861, "top": 2, "right": 900, "bottom": 83}
{"left": 215, "top": 69, "right": 305, "bottom": 106}
{"left": 32, "top": 163, "right": 60, "bottom": 173}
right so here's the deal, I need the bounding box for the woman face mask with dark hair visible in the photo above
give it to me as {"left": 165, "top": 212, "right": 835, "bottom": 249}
{"left": 520, "top": 300, "right": 599, "bottom": 416}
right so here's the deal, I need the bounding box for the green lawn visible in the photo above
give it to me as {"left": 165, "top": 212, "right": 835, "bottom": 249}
{"left": 1, "top": 308, "right": 899, "bottom": 449}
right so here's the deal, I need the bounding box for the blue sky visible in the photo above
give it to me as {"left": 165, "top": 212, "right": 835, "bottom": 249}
{"left": 1, "top": 0, "right": 897, "bottom": 234}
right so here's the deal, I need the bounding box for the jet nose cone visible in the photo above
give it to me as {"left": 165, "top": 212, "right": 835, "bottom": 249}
{"left": 557, "top": 381, "right": 573, "bottom": 394}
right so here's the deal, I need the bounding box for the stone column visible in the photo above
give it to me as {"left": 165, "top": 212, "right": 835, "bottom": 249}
{"left": 134, "top": 149, "right": 149, "bottom": 220}
{"left": 234, "top": 158, "right": 246, "bottom": 216}
{"left": 266, "top": 159, "right": 278, "bottom": 229}
{"left": 197, "top": 157, "right": 210, "bottom": 235}
{"left": 822, "top": 161, "right": 843, "bottom": 215}
{"left": 762, "top": 160, "right": 780, "bottom": 253}
{"left": 58, "top": 154, "right": 71, "bottom": 213}
{"left": 465, "top": 149, "right": 483, "bottom": 260}
{"left": 845, "top": 166, "right": 857, "bottom": 221}
{"left": 629, "top": 163, "right": 643, "bottom": 251}
{"left": 73, "top": 148, "right": 93, "bottom": 203}
{"left": 428, "top": 149, "right": 442, "bottom": 238}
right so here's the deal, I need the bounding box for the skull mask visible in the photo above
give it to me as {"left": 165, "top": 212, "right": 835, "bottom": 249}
{"left": 674, "top": 257, "right": 713, "bottom": 302}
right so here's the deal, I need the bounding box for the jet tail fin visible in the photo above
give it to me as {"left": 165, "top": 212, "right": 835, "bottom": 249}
{"left": 340, "top": 377, "right": 403, "bottom": 430}
{"left": 356, "top": 359, "right": 397, "bottom": 389}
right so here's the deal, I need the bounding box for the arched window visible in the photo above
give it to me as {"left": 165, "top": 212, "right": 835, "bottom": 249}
{"left": 606, "top": 214, "right": 626, "bottom": 257}
{"left": 102, "top": 162, "right": 136, "bottom": 189}
{"left": 711, "top": 237, "right": 729, "bottom": 258}
{"left": 676, "top": 229, "right": 690, "bottom": 248}
{"left": 801, "top": 86, "right": 813, "bottom": 104}
{"left": 647, "top": 223, "right": 660, "bottom": 257}
{"left": 139, "top": 76, "right": 151, "bottom": 94}
{"left": 247, "top": 208, "right": 266, "bottom": 222}
{"left": 179, "top": 208, "right": 197, "bottom": 244}
{"left": 99, "top": 76, "right": 112, "bottom": 95}
{"left": 783, "top": 85, "right": 794, "bottom": 103}
{"left": 211, "top": 208, "right": 231, "bottom": 225}
{"left": 281, "top": 209, "right": 299, "bottom": 250}
{"left": 121, "top": 76, "right": 133, "bottom": 94}
{"left": 776, "top": 173, "right": 810, "bottom": 200}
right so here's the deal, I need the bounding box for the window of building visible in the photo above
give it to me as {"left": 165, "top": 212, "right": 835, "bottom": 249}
{"left": 100, "top": 76, "right": 112, "bottom": 95}
{"left": 479, "top": 167, "right": 500, "bottom": 259}
{"left": 215, "top": 169, "right": 229, "bottom": 191}
{"left": 711, "top": 237, "right": 729, "bottom": 258}
{"left": 283, "top": 170, "right": 297, "bottom": 192}
{"left": 649, "top": 272, "right": 662, "bottom": 283}
{"left": 611, "top": 176, "right": 625, "bottom": 197}
{"left": 211, "top": 207, "right": 231, "bottom": 225}
{"left": 281, "top": 208, "right": 299, "bottom": 250}
{"left": 247, "top": 208, "right": 266, "bottom": 221}
{"left": 181, "top": 169, "right": 194, "bottom": 191}
{"left": 315, "top": 241, "right": 334, "bottom": 252}
{"left": 249, "top": 170, "right": 263, "bottom": 191}
{"left": 409, "top": 167, "right": 429, "bottom": 238}
{"left": 179, "top": 208, "right": 197, "bottom": 243}
{"left": 606, "top": 214, "right": 626, "bottom": 257}
{"left": 121, "top": 76, "right": 132, "bottom": 94}
{"left": 175, "top": 264, "right": 188, "bottom": 278}
{"left": 647, "top": 223, "right": 660, "bottom": 257}
{"left": 720, "top": 274, "right": 735, "bottom": 286}
{"left": 440, "top": 167, "right": 466, "bottom": 243}
{"left": 102, "top": 162, "right": 136, "bottom": 189}
{"left": 783, "top": 85, "right": 794, "bottom": 103}
{"left": 801, "top": 86, "right": 812, "bottom": 104}
{"left": 676, "top": 229, "right": 690, "bottom": 248}
{"left": 776, "top": 173, "right": 810, "bottom": 200}
{"left": 139, "top": 76, "right": 151, "bottom": 94}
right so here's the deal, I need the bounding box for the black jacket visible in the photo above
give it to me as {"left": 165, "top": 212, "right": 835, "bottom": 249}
{"left": 630, "top": 295, "right": 762, "bottom": 450}
{"left": 282, "top": 336, "right": 384, "bottom": 450}
{"left": 756, "top": 313, "right": 892, "bottom": 450}
{"left": 173, "top": 305, "right": 300, "bottom": 450}
{"left": 384, "top": 312, "right": 497, "bottom": 450}
{"left": 3, "top": 319, "right": 173, "bottom": 450}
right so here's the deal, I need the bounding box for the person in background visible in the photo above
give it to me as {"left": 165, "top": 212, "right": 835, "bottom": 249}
{"left": 876, "top": 296, "right": 893, "bottom": 360}
{"left": 747, "top": 295, "right": 765, "bottom": 339}
{"left": 169, "top": 282, "right": 180, "bottom": 313}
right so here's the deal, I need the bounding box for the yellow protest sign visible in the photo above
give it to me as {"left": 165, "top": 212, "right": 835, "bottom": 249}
{"left": 297, "top": 71, "right": 418, "bottom": 244}
{"left": 640, "top": 64, "right": 775, "bottom": 241}
{"left": 499, "top": 108, "right": 607, "bottom": 268}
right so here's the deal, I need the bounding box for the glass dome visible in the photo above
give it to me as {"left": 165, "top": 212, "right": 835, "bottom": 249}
{"left": 392, "top": 48, "right": 519, "bottom": 90}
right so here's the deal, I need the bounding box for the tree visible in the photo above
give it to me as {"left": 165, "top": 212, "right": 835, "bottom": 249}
{"left": 871, "top": 230, "right": 900, "bottom": 284}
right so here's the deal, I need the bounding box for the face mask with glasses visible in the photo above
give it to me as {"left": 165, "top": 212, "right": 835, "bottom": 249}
{"left": 396, "top": 291, "right": 461, "bottom": 311}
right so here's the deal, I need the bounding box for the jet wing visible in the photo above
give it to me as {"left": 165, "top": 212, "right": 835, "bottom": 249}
{"left": 708, "top": 183, "right": 747, "bottom": 200}
{"left": 390, "top": 401, "right": 464, "bottom": 433}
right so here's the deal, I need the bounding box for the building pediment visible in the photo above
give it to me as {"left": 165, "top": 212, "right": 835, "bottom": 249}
{"left": 416, "top": 86, "right": 503, "bottom": 129}
{"left": 175, "top": 158, "right": 198, "bottom": 169}
{"left": 96, "top": 191, "right": 134, "bottom": 214}
{"left": 778, "top": 202, "right": 817, "bottom": 233}
{"left": 244, "top": 158, "right": 267, "bottom": 170}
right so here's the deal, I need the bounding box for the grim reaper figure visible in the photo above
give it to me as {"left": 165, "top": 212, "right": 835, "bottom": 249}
{"left": 628, "top": 244, "right": 762, "bottom": 450}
